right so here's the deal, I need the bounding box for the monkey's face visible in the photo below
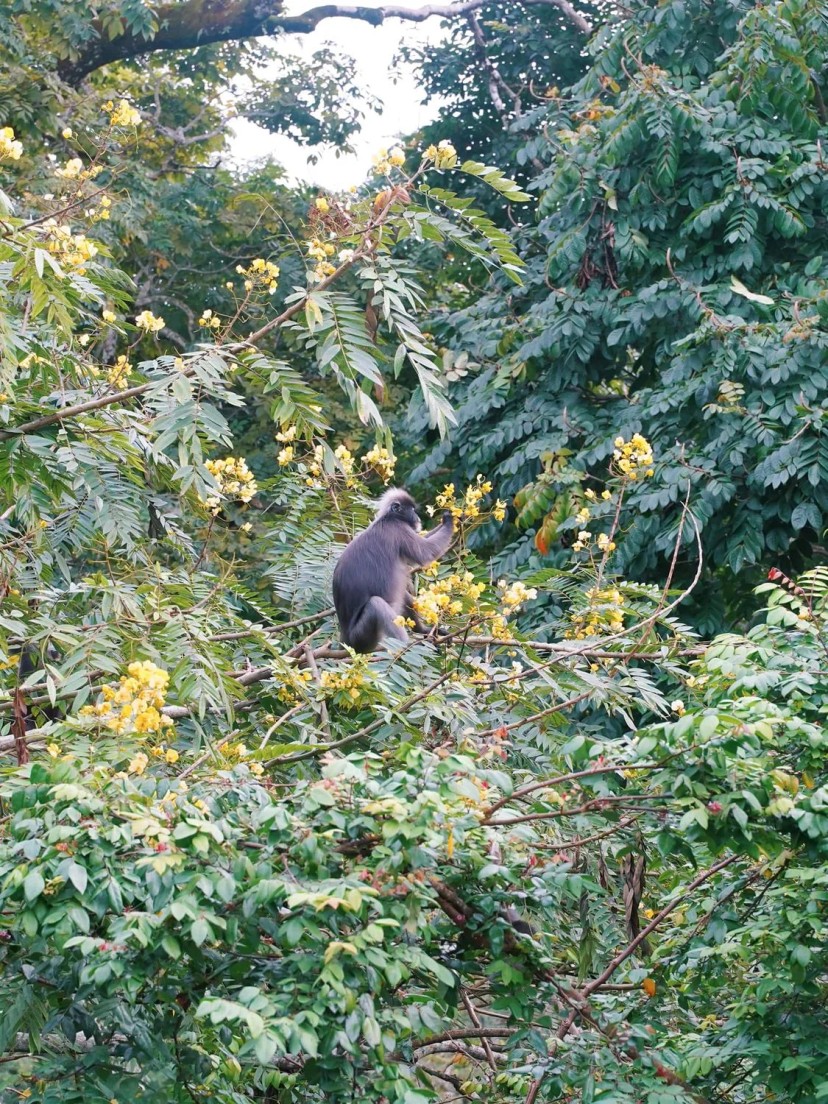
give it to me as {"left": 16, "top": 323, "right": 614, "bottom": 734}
{"left": 389, "top": 497, "right": 421, "bottom": 531}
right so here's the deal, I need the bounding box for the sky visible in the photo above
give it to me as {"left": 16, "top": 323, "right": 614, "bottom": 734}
{"left": 229, "top": 1, "right": 448, "bottom": 189}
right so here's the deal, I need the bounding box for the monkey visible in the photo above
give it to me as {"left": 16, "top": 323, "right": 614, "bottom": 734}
{"left": 332, "top": 489, "right": 454, "bottom": 654}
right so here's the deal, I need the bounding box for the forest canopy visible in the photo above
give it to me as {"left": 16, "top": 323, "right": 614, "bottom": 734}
{"left": 1, "top": 1, "right": 828, "bottom": 1102}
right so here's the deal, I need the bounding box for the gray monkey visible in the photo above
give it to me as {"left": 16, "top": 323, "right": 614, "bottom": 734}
{"left": 332, "top": 488, "right": 454, "bottom": 653}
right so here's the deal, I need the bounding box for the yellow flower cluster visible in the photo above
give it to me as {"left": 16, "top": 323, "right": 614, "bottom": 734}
{"left": 236, "top": 258, "right": 280, "bottom": 293}
{"left": 433, "top": 475, "right": 493, "bottom": 521}
{"left": 92, "top": 195, "right": 112, "bottom": 221}
{"left": 612, "top": 433, "right": 654, "bottom": 479}
{"left": 372, "top": 146, "right": 406, "bottom": 175}
{"left": 79, "top": 660, "right": 174, "bottom": 736}
{"left": 307, "top": 237, "right": 337, "bottom": 283}
{"left": 412, "top": 572, "right": 486, "bottom": 626}
{"left": 424, "top": 140, "right": 458, "bottom": 170}
{"left": 128, "top": 751, "right": 149, "bottom": 775}
{"left": 108, "top": 355, "right": 131, "bottom": 389}
{"left": 276, "top": 425, "right": 297, "bottom": 443}
{"left": 277, "top": 446, "right": 294, "bottom": 467}
{"left": 307, "top": 238, "right": 335, "bottom": 261}
{"left": 584, "top": 488, "right": 613, "bottom": 502}
{"left": 319, "top": 665, "right": 366, "bottom": 702}
{"left": 335, "top": 444, "right": 355, "bottom": 482}
{"left": 315, "top": 196, "right": 330, "bottom": 212}
{"left": 566, "top": 587, "right": 625, "bottom": 639}
{"left": 43, "top": 221, "right": 98, "bottom": 273}
{"left": 198, "top": 308, "right": 221, "bottom": 329}
{"left": 498, "top": 579, "right": 538, "bottom": 612}
{"left": 135, "top": 310, "right": 165, "bottom": 333}
{"left": 305, "top": 444, "right": 327, "bottom": 488}
{"left": 203, "top": 456, "right": 258, "bottom": 514}
{"left": 105, "top": 99, "right": 142, "bottom": 127}
{"left": 571, "top": 499, "right": 617, "bottom": 554}
{"left": 362, "top": 444, "right": 396, "bottom": 483}
{"left": 0, "top": 125, "right": 23, "bottom": 160}
{"left": 55, "top": 157, "right": 84, "bottom": 180}
{"left": 151, "top": 743, "right": 180, "bottom": 764}
{"left": 275, "top": 666, "right": 314, "bottom": 704}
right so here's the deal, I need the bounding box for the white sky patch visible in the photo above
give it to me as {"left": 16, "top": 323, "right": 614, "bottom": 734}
{"left": 229, "top": 1, "right": 449, "bottom": 189}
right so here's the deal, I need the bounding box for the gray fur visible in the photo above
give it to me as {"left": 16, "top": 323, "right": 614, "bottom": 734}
{"left": 332, "top": 489, "right": 453, "bottom": 653}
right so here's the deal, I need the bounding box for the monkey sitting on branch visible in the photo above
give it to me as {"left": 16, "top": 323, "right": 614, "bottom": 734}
{"left": 332, "top": 489, "right": 454, "bottom": 654}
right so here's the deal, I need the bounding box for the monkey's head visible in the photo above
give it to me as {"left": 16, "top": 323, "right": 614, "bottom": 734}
{"left": 374, "top": 488, "right": 421, "bottom": 531}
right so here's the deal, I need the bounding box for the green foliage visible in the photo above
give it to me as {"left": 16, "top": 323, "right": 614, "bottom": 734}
{"left": 2, "top": 2, "right": 828, "bottom": 1100}
{"left": 406, "top": 0, "right": 828, "bottom": 628}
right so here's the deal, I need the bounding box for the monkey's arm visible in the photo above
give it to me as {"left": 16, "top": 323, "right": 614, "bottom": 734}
{"left": 399, "top": 512, "right": 454, "bottom": 568}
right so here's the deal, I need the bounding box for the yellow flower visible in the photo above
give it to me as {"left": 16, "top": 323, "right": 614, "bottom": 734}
{"left": 165, "top": 748, "right": 179, "bottom": 764}
{"left": 315, "top": 196, "right": 330, "bottom": 212}
{"left": 601, "top": 489, "right": 612, "bottom": 500}
{"left": 102, "top": 309, "right": 117, "bottom": 323}
{"left": 371, "top": 147, "right": 392, "bottom": 174}
{"left": 277, "top": 446, "right": 294, "bottom": 466}
{"left": 670, "top": 699, "right": 686, "bottom": 716}
{"left": 55, "top": 157, "right": 84, "bottom": 179}
{"left": 135, "top": 310, "right": 165, "bottom": 333}
{"left": 424, "top": 140, "right": 458, "bottom": 170}
{"left": 42, "top": 220, "right": 99, "bottom": 273}
{"left": 0, "top": 125, "right": 23, "bottom": 160}
{"left": 362, "top": 444, "right": 396, "bottom": 483}
{"left": 46, "top": 743, "right": 61, "bottom": 758}
{"left": 238, "top": 258, "right": 280, "bottom": 293}
{"left": 128, "top": 752, "right": 149, "bottom": 776}
{"left": 276, "top": 425, "right": 297, "bottom": 443}
{"left": 388, "top": 146, "right": 406, "bottom": 167}
{"left": 498, "top": 579, "right": 538, "bottom": 612}
{"left": 107, "top": 355, "right": 131, "bottom": 389}
{"left": 203, "top": 456, "right": 258, "bottom": 513}
{"left": 493, "top": 499, "right": 507, "bottom": 522}
{"left": 108, "top": 99, "right": 141, "bottom": 127}
{"left": 62, "top": 127, "right": 73, "bottom": 139}
{"left": 612, "top": 433, "right": 655, "bottom": 479}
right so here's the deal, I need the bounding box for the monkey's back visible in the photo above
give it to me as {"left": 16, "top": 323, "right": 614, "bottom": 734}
{"left": 332, "top": 519, "right": 407, "bottom": 639}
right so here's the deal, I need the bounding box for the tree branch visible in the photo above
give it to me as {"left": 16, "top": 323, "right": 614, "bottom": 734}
{"left": 58, "top": 0, "right": 592, "bottom": 83}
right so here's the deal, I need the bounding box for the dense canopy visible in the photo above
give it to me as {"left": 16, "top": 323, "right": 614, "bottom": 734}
{"left": 1, "top": 1, "right": 828, "bottom": 1102}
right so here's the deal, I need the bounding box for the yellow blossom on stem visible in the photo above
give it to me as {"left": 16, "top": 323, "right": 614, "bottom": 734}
{"left": 612, "top": 433, "right": 655, "bottom": 479}
{"left": 55, "top": 157, "right": 84, "bottom": 180}
{"left": 43, "top": 220, "right": 98, "bottom": 273}
{"left": 362, "top": 444, "right": 396, "bottom": 483}
{"left": 0, "top": 125, "right": 23, "bottom": 160}
{"left": 203, "top": 456, "right": 258, "bottom": 514}
{"left": 238, "top": 258, "right": 280, "bottom": 293}
{"left": 498, "top": 579, "right": 538, "bottom": 613}
{"left": 424, "top": 139, "right": 458, "bottom": 170}
{"left": 107, "top": 355, "right": 131, "bottom": 390}
{"left": 106, "top": 99, "right": 141, "bottom": 127}
{"left": 135, "top": 310, "right": 165, "bottom": 333}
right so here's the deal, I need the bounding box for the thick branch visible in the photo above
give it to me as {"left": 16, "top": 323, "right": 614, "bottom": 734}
{"left": 58, "top": 0, "right": 592, "bottom": 83}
